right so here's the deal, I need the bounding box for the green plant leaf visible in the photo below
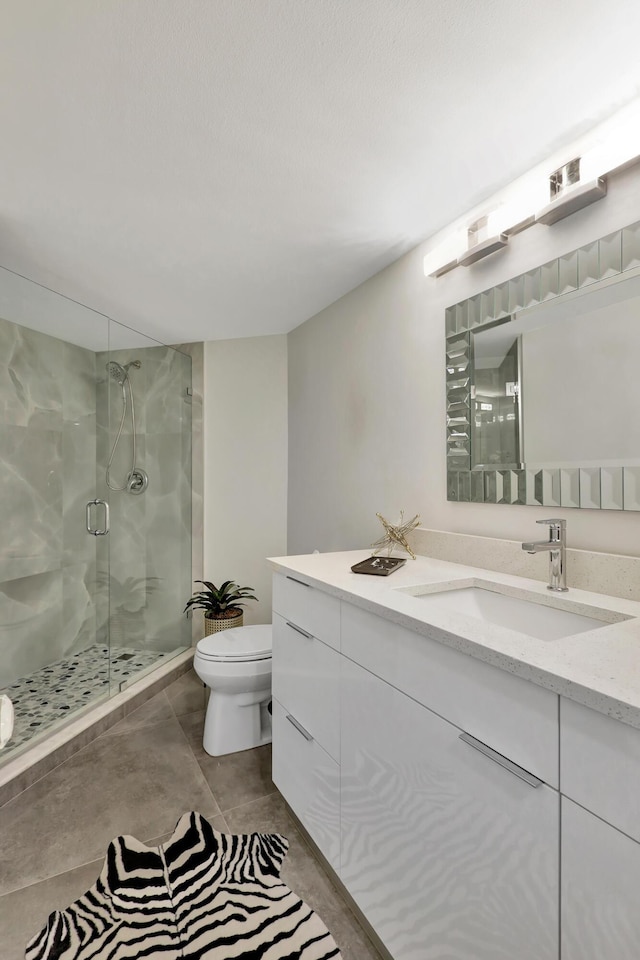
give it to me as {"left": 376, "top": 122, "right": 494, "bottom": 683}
{"left": 195, "top": 580, "right": 218, "bottom": 593}
{"left": 185, "top": 577, "right": 258, "bottom": 615}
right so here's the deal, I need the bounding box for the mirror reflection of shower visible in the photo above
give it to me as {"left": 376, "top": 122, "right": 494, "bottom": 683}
{"left": 105, "top": 360, "right": 149, "bottom": 494}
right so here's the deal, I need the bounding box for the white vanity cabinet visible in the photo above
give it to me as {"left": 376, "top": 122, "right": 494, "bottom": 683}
{"left": 340, "top": 634, "right": 559, "bottom": 960}
{"left": 341, "top": 601, "right": 559, "bottom": 787}
{"left": 561, "top": 798, "right": 640, "bottom": 960}
{"left": 560, "top": 697, "right": 640, "bottom": 843}
{"left": 272, "top": 572, "right": 340, "bottom": 650}
{"left": 559, "top": 697, "right": 640, "bottom": 959}
{"left": 271, "top": 613, "right": 340, "bottom": 761}
{"left": 271, "top": 573, "right": 341, "bottom": 869}
{"left": 271, "top": 700, "right": 340, "bottom": 869}
{"left": 270, "top": 562, "right": 640, "bottom": 960}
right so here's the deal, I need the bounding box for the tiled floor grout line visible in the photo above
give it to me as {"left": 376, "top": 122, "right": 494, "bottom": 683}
{"left": 171, "top": 708, "right": 228, "bottom": 817}
{"left": 217, "top": 787, "right": 284, "bottom": 821}
{"left": 0, "top": 736, "right": 93, "bottom": 812}
{"left": 98, "top": 708, "right": 173, "bottom": 738}
{"left": 171, "top": 701, "right": 278, "bottom": 822}
{"left": 0, "top": 830, "right": 172, "bottom": 900}
{"left": 167, "top": 702, "right": 206, "bottom": 723}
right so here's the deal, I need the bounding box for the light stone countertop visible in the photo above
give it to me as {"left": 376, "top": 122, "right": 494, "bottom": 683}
{"left": 268, "top": 549, "right": 640, "bottom": 731}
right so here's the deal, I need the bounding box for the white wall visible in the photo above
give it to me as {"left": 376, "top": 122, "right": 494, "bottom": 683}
{"left": 203, "top": 336, "right": 287, "bottom": 626}
{"left": 288, "top": 164, "right": 640, "bottom": 558}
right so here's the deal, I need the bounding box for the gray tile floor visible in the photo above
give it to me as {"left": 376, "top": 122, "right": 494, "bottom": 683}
{"left": 0, "top": 670, "right": 382, "bottom": 960}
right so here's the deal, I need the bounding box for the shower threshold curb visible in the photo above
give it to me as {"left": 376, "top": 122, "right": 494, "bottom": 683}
{"left": 0, "top": 649, "right": 194, "bottom": 809}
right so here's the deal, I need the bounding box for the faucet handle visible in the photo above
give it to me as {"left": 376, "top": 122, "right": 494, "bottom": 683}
{"left": 537, "top": 518, "right": 566, "bottom": 542}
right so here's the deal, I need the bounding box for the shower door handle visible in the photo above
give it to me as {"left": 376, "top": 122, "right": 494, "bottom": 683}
{"left": 86, "top": 499, "right": 110, "bottom": 536}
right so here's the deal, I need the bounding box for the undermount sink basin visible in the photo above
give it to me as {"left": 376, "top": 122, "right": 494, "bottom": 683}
{"left": 396, "top": 583, "right": 618, "bottom": 640}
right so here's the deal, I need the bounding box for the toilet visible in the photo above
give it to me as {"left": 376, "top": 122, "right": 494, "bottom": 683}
{"left": 193, "top": 624, "right": 272, "bottom": 757}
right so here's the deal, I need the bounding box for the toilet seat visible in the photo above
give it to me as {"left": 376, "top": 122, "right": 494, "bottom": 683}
{"left": 196, "top": 624, "right": 272, "bottom": 663}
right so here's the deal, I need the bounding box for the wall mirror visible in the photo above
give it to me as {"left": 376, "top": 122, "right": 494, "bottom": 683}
{"left": 445, "top": 220, "right": 640, "bottom": 509}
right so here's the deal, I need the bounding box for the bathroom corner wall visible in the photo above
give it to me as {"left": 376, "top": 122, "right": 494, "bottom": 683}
{"left": 202, "top": 335, "right": 288, "bottom": 630}
{"left": 0, "top": 318, "right": 98, "bottom": 687}
{"left": 287, "top": 163, "right": 640, "bottom": 560}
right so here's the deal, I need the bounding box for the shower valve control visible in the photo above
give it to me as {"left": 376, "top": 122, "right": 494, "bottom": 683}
{"left": 127, "top": 468, "right": 149, "bottom": 495}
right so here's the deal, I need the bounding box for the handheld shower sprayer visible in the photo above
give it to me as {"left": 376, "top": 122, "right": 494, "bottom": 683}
{"left": 105, "top": 359, "right": 148, "bottom": 494}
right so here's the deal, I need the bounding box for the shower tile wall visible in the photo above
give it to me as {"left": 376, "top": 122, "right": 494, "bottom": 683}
{"left": 96, "top": 345, "right": 192, "bottom": 654}
{"left": 0, "top": 318, "right": 98, "bottom": 688}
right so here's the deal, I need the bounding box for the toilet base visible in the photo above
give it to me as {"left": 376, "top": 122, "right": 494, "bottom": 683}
{"left": 203, "top": 690, "right": 272, "bottom": 757}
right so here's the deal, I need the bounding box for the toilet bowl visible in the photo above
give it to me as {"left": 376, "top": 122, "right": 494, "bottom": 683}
{"left": 193, "top": 624, "right": 272, "bottom": 757}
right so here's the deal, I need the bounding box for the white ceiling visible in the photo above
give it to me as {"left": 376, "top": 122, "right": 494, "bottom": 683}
{"left": 2, "top": 1, "right": 640, "bottom": 345}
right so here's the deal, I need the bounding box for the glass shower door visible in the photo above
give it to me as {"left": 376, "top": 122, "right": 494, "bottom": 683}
{"left": 0, "top": 266, "right": 111, "bottom": 762}
{"left": 99, "top": 322, "right": 192, "bottom": 694}
{"left": 0, "top": 269, "right": 193, "bottom": 763}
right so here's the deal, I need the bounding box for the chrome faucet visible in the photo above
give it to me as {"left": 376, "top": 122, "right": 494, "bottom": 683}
{"left": 522, "top": 519, "right": 568, "bottom": 592}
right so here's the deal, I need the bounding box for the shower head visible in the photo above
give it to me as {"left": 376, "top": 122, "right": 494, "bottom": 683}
{"left": 106, "top": 359, "right": 141, "bottom": 384}
{"left": 107, "top": 361, "right": 128, "bottom": 385}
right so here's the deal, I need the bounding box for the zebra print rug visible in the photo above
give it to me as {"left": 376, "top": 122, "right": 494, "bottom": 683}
{"left": 26, "top": 811, "right": 341, "bottom": 959}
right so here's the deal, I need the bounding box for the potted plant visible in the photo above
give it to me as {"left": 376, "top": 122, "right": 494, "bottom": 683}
{"left": 184, "top": 580, "right": 258, "bottom": 635}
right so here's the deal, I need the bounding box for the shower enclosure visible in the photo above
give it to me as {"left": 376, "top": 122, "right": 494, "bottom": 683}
{"left": 0, "top": 266, "right": 192, "bottom": 763}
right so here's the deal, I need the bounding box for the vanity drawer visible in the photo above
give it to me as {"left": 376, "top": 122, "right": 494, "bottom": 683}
{"left": 272, "top": 573, "right": 341, "bottom": 650}
{"left": 341, "top": 601, "right": 559, "bottom": 787}
{"left": 562, "top": 797, "right": 640, "bottom": 960}
{"left": 271, "top": 698, "right": 340, "bottom": 870}
{"left": 272, "top": 613, "right": 340, "bottom": 761}
{"left": 560, "top": 697, "right": 640, "bottom": 841}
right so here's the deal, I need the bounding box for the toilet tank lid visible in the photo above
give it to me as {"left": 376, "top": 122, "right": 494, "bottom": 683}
{"left": 196, "top": 624, "right": 272, "bottom": 661}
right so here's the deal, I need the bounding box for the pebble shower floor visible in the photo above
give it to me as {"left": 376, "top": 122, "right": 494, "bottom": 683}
{"left": 0, "top": 645, "right": 169, "bottom": 759}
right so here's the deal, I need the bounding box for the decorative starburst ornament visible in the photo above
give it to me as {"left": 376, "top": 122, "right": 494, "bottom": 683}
{"left": 371, "top": 511, "right": 420, "bottom": 560}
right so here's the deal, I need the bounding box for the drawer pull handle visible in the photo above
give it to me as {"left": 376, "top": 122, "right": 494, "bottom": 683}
{"left": 286, "top": 714, "right": 314, "bottom": 742}
{"left": 458, "top": 732, "right": 542, "bottom": 788}
{"left": 286, "top": 575, "right": 310, "bottom": 587}
{"left": 286, "top": 621, "right": 313, "bottom": 639}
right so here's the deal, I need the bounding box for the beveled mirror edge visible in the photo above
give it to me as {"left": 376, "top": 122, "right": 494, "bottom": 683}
{"left": 445, "top": 219, "right": 640, "bottom": 510}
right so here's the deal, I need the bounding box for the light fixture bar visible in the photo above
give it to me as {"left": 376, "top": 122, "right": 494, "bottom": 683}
{"left": 423, "top": 97, "right": 640, "bottom": 281}
{"left": 503, "top": 214, "right": 536, "bottom": 236}
{"left": 535, "top": 177, "right": 607, "bottom": 225}
{"left": 429, "top": 257, "right": 458, "bottom": 278}
{"left": 457, "top": 234, "right": 508, "bottom": 266}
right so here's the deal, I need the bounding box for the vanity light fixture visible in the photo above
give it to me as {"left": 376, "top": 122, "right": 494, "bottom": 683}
{"left": 535, "top": 156, "right": 607, "bottom": 225}
{"left": 535, "top": 177, "right": 607, "bottom": 224}
{"left": 424, "top": 206, "right": 526, "bottom": 276}
{"left": 423, "top": 227, "right": 468, "bottom": 277}
{"left": 423, "top": 98, "right": 640, "bottom": 280}
{"left": 457, "top": 234, "right": 509, "bottom": 266}
{"left": 427, "top": 253, "right": 459, "bottom": 277}
{"left": 458, "top": 216, "right": 508, "bottom": 266}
